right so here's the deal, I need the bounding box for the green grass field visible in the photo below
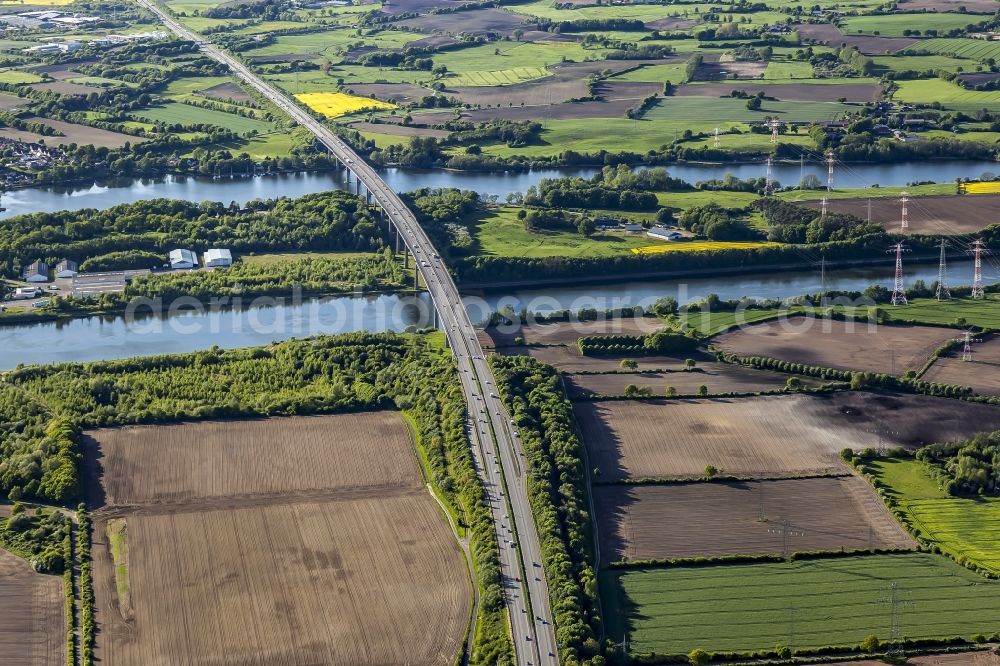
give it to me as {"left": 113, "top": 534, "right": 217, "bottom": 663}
{"left": 841, "top": 13, "right": 986, "bottom": 36}
{"left": 778, "top": 182, "right": 959, "bottom": 201}
{"left": 507, "top": 0, "right": 676, "bottom": 22}
{"left": 672, "top": 307, "right": 785, "bottom": 335}
{"left": 645, "top": 96, "right": 856, "bottom": 124}
{"left": 130, "top": 102, "right": 274, "bottom": 135}
{"left": 654, "top": 190, "right": 760, "bottom": 209}
{"left": 894, "top": 78, "right": 1000, "bottom": 113}
{"left": 432, "top": 41, "right": 606, "bottom": 75}
{"left": 763, "top": 60, "right": 814, "bottom": 79}
{"left": 0, "top": 69, "right": 44, "bottom": 85}
{"left": 871, "top": 54, "right": 973, "bottom": 74}
{"left": 611, "top": 63, "right": 688, "bottom": 83}
{"left": 471, "top": 207, "right": 662, "bottom": 258}
{"left": 602, "top": 553, "right": 1000, "bottom": 655}
{"left": 902, "top": 38, "right": 1000, "bottom": 61}
{"left": 883, "top": 295, "right": 1000, "bottom": 329}
{"left": 871, "top": 458, "right": 1000, "bottom": 575}
{"left": 442, "top": 67, "right": 550, "bottom": 87}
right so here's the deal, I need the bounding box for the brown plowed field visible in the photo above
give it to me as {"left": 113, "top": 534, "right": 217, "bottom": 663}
{"left": 397, "top": 7, "right": 526, "bottom": 34}
{"left": 796, "top": 23, "right": 918, "bottom": 54}
{"left": 92, "top": 493, "right": 467, "bottom": 666}
{"left": 346, "top": 82, "right": 434, "bottom": 103}
{"left": 800, "top": 194, "right": 1000, "bottom": 235}
{"left": 200, "top": 81, "right": 253, "bottom": 104}
{"left": 86, "top": 413, "right": 470, "bottom": 666}
{"left": 565, "top": 364, "right": 820, "bottom": 397}
{"left": 456, "top": 97, "right": 642, "bottom": 122}
{"left": 83, "top": 413, "right": 419, "bottom": 506}
{"left": 644, "top": 17, "right": 698, "bottom": 30}
{"left": 31, "top": 117, "right": 145, "bottom": 148}
{"left": 480, "top": 317, "right": 664, "bottom": 348}
{"left": 576, "top": 393, "right": 1000, "bottom": 480}
{"left": 349, "top": 121, "right": 449, "bottom": 139}
{"left": 713, "top": 318, "right": 955, "bottom": 375}
{"left": 495, "top": 345, "right": 695, "bottom": 372}
{"left": 594, "top": 476, "right": 915, "bottom": 562}
{"left": 923, "top": 334, "right": 1000, "bottom": 395}
{"left": 0, "top": 548, "right": 65, "bottom": 666}
{"left": 675, "top": 81, "right": 881, "bottom": 102}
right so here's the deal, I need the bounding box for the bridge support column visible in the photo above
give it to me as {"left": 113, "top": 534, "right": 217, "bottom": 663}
{"left": 355, "top": 179, "right": 361, "bottom": 195}
{"left": 414, "top": 262, "right": 419, "bottom": 291}
{"left": 403, "top": 247, "right": 409, "bottom": 269}
{"left": 433, "top": 308, "right": 439, "bottom": 329}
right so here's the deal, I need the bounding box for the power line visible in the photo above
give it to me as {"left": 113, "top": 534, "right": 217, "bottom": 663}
{"left": 887, "top": 242, "right": 910, "bottom": 306}
{"left": 875, "top": 582, "right": 913, "bottom": 660}
{"left": 936, "top": 239, "right": 951, "bottom": 301}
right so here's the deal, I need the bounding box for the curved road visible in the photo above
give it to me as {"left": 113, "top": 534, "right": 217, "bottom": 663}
{"left": 135, "top": 2, "right": 559, "bottom": 664}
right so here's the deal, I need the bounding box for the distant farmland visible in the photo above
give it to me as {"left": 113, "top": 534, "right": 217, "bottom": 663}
{"left": 601, "top": 553, "right": 1000, "bottom": 655}
{"left": 86, "top": 413, "right": 470, "bottom": 666}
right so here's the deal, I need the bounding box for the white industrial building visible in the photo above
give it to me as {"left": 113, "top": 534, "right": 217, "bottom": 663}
{"left": 203, "top": 248, "right": 233, "bottom": 268}
{"left": 55, "top": 259, "right": 78, "bottom": 278}
{"left": 23, "top": 259, "right": 49, "bottom": 282}
{"left": 647, "top": 226, "right": 684, "bottom": 241}
{"left": 169, "top": 249, "right": 197, "bottom": 270}
{"left": 13, "top": 286, "right": 40, "bottom": 300}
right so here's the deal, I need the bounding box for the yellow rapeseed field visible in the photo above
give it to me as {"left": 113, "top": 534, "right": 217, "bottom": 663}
{"left": 631, "top": 241, "right": 778, "bottom": 255}
{"left": 962, "top": 181, "right": 1000, "bottom": 195}
{"left": 295, "top": 92, "right": 395, "bottom": 118}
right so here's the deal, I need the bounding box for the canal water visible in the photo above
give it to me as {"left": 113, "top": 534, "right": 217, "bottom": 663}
{"left": 1, "top": 159, "right": 997, "bottom": 219}
{"left": 6, "top": 257, "right": 996, "bottom": 370}
{"left": 4, "top": 158, "right": 1000, "bottom": 367}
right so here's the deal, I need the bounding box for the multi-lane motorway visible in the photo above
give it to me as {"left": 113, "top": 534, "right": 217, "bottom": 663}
{"left": 135, "top": 1, "right": 559, "bottom": 664}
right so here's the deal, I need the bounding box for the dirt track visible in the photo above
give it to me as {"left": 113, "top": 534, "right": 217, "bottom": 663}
{"left": 0, "top": 548, "right": 65, "bottom": 666}
{"left": 595, "top": 476, "right": 915, "bottom": 561}
{"left": 87, "top": 413, "right": 471, "bottom": 666}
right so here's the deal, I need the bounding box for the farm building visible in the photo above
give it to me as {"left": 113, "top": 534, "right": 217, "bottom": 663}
{"left": 204, "top": 248, "right": 233, "bottom": 268}
{"left": 55, "top": 259, "right": 78, "bottom": 278}
{"left": 23, "top": 260, "right": 48, "bottom": 282}
{"left": 647, "top": 226, "right": 683, "bottom": 241}
{"left": 13, "top": 286, "right": 40, "bottom": 300}
{"left": 169, "top": 249, "right": 197, "bottom": 270}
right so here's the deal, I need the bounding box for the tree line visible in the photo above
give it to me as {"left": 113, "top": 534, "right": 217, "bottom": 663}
{"left": 489, "top": 354, "right": 605, "bottom": 666}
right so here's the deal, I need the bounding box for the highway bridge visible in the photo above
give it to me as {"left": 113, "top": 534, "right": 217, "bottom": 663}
{"left": 135, "top": 1, "right": 560, "bottom": 664}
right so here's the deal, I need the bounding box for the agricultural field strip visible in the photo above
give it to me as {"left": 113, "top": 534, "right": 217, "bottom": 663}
{"left": 601, "top": 553, "right": 1000, "bottom": 654}
{"left": 87, "top": 414, "right": 472, "bottom": 666}
{"left": 594, "top": 476, "right": 915, "bottom": 562}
